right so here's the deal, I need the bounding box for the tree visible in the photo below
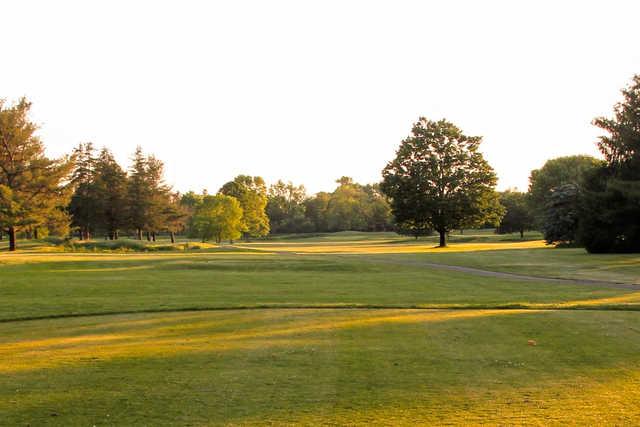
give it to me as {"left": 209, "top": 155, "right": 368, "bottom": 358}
{"left": 126, "top": 147, "right": 172, "bottom": 240}
{"left": 266, "top": 180, "right": 309, "bottom": 233}
{"left": 395, "top": 219, "right": 432, "bottom": 240}
{"left": 304, "top": 192, "right": 330, "bottom": 232}
{"left": 326, "top": 177, "right": 369, "bottom": 231}
{"left": 180, "top": 191, "right": 203, "bottom": 238}
{"left": 528, "top": 156, "right": 602, "bottom": 218}
{"left": 540, "top": 184, "right": 580, "bottom": 244}
{"left": 192, "top": 194, "right": 244, "bottom": 243}
{"left": 69, "top": 142, "right": 97, "bottom": 240}
{"left": 579, "top": 74, "right": 640, "bottom": 253}
{"left": 220, "top": 175, "right": 269, "bottom": 239}
{"left": 361, "top": 184, "right": 393, "bottom": 231}
{"left": 497, "top": 190, "right": 534, "bottom": 238}
{"left": 92, "top": 148, "right": 128, "bottom": 239}
{"left": 593, "top": 74, "right": 640, "bottom": 172}
{"left": 381, "top": 118, "right": 500, "bottom": 247}
{"left": 126, "top": 146, "right": 150, "bottom": 240}
{"left": 163, "top": 192, "right": 187, "bottom": 243}
{"left": 144, "top": 155, "right": 172, "bottom": 241}
{"left": 0, "top": 98, "right": 74, "bottom": 251}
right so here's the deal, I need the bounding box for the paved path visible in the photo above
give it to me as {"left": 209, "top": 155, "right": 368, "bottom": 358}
{"left": 368, "top": 258, "right": 640, "bottom": 290}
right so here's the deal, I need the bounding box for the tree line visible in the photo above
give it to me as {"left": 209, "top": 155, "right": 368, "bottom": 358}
{"left": 488, "top": 74, "right": 640, "bottom": 253}
{"left": 0, "top": 74, "right": 638, "bottom": 252}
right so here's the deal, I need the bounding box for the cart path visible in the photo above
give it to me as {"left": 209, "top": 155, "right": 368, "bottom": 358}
{"left": 360, "top": 258, "right": 640, "bottom": 290}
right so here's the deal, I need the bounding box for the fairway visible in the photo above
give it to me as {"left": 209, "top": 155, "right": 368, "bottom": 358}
{"left": 2, "top": 232, "right": 640, "bottom": 425}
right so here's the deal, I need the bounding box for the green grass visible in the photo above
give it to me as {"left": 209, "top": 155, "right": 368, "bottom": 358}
{"left": 2, "top": 309, "right": 640, "bottom": 425}
{"left": 0, "top": 252, "right": 636, "bottom": 321}
{"left": 1, "top": 231, "right": 640, "bottom": 425}
{"left": 387, "top": 248, "right": 640, "bottom": 284}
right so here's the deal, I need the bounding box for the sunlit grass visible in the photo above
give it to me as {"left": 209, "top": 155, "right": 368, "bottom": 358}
{"left": 2, "top": 232, "right": 640, "bottom": 424}
{"left": 236, "top": 239, "right": 548, "bottom": 254}
{"left": 2, "top": 309, "right": 640, "bottom": 424}
{"left": 0, "top": 309, "right": 533, "bottom": 374}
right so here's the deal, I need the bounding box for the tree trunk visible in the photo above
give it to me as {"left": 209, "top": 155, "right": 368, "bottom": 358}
{"left": 9, "top": 227, "right": 16, "bottom": 252}
{"left": 151, "top": 232, "right": 156, "bottom": 242}
{"left": 136, "top": 228, "right": 142, "bottom": 240}
{"left": 115, "top": 230, "right": 119, "bottom": 240}
{"left": 520, "top": 229, "right": 524, "bottom": 239}
{"left": 34, "top": 228, "right": 39, "bottom": 240}
{"left": 170, "top": 231, "right": 175, "bottom": 244}
{"left": 439, "top": 230, "right": 447, "bottom": 247}
{"left": 0, "top": 230, "right": 3, "bottom": 240}
{"left": 146, "top": 231, "right": 151, "bottom": 241}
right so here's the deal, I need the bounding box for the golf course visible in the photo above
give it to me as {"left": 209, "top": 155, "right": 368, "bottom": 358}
{"left": 2, "top": 231, "right": 639, "bottom": 425}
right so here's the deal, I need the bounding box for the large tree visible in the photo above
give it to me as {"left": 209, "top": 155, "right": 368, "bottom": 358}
{"left": 579, "top": 74, "right": 640, "bottom": 253}
{"left": 381, "top": 118, "right": 501, "bottom": 247}
{"left": 220, "top": 175, "right": 270, "bottom": 239}
{"left": 0, "top": 98, "right": 74, "bottom": 251}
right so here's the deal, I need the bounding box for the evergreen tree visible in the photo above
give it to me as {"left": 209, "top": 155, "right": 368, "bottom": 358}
{"left": 580, "top": 75, "right": 640, "bottom": 253}
{"left": 126, "top": 147, "right": 152, "bottom": 240}
{"left": 69, "top": 142, "right": 97, "bottom": 240}
{"left": 93, "top": 148, "right": 128, "bottom": 239}
{"left": 0, "top": 98, "right": 74, "bottom": 251}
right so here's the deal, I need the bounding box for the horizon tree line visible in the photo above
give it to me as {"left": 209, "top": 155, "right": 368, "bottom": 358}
{"left": 1, "top": 73, "right": 638, "bottom": 252}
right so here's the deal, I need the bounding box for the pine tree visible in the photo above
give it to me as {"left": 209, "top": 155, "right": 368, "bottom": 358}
{"left": 580, "top": 75, "right": 640, "bottom": 252}
{"left": 126, "top": 147, "right": 172, "bottom": 240}
{"left": 69, "top": 143, "right": 97, "bottom": 240}
{"left": 0, "top": 98, "right": 74, "bottom": 251}
{"left": 93, "top": 148, "right": 128, "bottom": 239}
{"left": 126, "top": 147, "right": 150, "bottom": 240}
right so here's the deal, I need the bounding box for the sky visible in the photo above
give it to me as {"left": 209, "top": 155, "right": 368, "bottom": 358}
{"left": 2, "top": 0, "right": 639, "bottom": 195}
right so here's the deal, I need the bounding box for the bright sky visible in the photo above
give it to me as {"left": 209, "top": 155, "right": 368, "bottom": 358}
{"left": 2, "top": 1, "right": 639, "bottom": 195}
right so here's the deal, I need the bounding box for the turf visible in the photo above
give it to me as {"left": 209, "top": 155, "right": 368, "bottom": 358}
{"left": 0, "top": 252, "right": 637, "bottom": 321}
{"left": 1, "top": 309, "right": 640, "bottom": 425}
{"left": 1, "top": 232, "right": 639, "bottom": 425}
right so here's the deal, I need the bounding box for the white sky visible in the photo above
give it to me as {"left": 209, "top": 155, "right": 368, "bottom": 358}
{"left": 2, "top": 1, "right": 639, "bottom": 194}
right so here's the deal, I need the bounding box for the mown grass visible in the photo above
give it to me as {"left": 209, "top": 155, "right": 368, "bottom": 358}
{"left": 1, "top": 232, "right": 639, "bottom": 425}
{"left": 1, "top": 252, "right": 638, "bottom": 321}
{"left": 1, "top": 309, "right": 639, "bottom": 425}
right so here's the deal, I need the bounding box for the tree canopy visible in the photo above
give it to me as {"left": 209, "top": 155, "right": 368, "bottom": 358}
{"left": 220, "top": 175, "right": 270, "bottom": 239}
{"left": 381, "top": 118, "right": 501, "bottom": 247}
{"left": 0, "top": 98, "right": 74, "bottom": 250}
{"left": 497, "top": 190, "right": 534, "bottom": 238}
{"left": 192, "top": 194, "right": 244, "bottom": 243}
{"left": 580, "top": 74, "right": 640, "bottom": 253}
